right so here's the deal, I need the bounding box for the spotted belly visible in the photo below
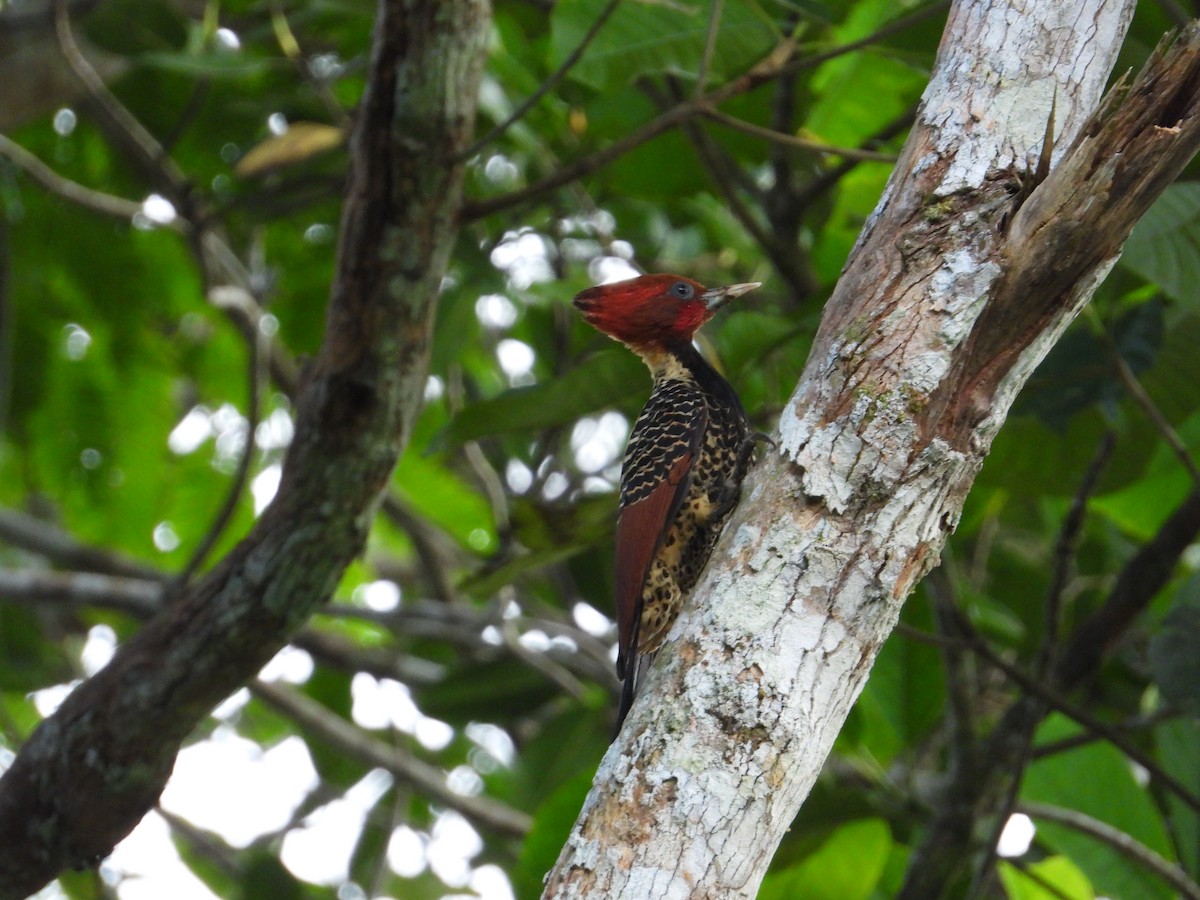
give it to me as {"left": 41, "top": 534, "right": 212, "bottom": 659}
{"left": 636, "top": 432, "right": 742, "bottom": 654}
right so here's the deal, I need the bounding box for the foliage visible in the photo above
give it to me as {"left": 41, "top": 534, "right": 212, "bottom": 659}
{"left": 0, "top": 0, "right": 1198, "bottom": 897}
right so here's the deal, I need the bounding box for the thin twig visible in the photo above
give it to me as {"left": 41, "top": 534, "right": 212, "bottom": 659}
{"left": 1030, "top": 707, "right": 1183, "bottom": 759}
{"left": 927, "top": 574, "right": 978, "bottom": 785}
{"left": 1054, "top": 489, "right": 1200, "bottom": 690}
{"left": 379, "top": 495, "right": 460, "bottom": 605}
{"left": 464, "top": 98, "right": 702, "bottom": 220}
{"left": 897, "top": 618, "right": 1200, "bottom": 818}
{"left": 155, "top": 807, "right": 244, "bottom": 880}
{"left": 501, "top": 616, "right": 588, "bottom": 699}
{"left": 1153, "top": 0, "right": 1192, "bottom": 28}
{"left": 249, "top": 680, "right": 532, "bottom": 837}
{"left": 703, "top": 106, "right": 899, "bottom": 161}
{"left": 323, "top": 601, "right": 615, "bottom": 684}
{"left": 793, "top": 104, "right": 917, "bottom": 219}
{"left": 695, "top": 0, "right": 723, "bottom": 99}
{"left": 969, "top": 635, "right": 1200, "bottom": 817}
{"left": 463, "top": 0, "right": 623, "bottom": 158}
{"left": 54, "top": 0, "right": 190, "bottom": 198}
{"left": 1110, "top": 344, "right": 1200, "bottom": 489}
{"left": 0, "top": 567, "right": 162, "bottom": 616}
{"left": 1019, "top": 801, "right": 1200, "bottom": 899}
{"left": 1038, "top": 430, "right": 1114, "bottom": 676}
{"left": 270, "top": 3, "right": 352, "bottom": 128}
{"left": 774, "top": 0, "right": 950, "bottom": 83}
{"left": 178, "top": 305, "right": 266, "bottom": 583}
{"left": 641, "top": 75, "right": 791, "bottom": 288}
{"left": 464, "top": 2, "right": 946, "bottom": 220}
{"left": 0, "top": 508, "right": 162, "bottom": 579}
{"left": 0, "top": 134, "right": 183, "bottom": 228}
{"left": 55, "top": 0, "right": 308, "bottom": 403}
{"left": 1002, "top": 857, "right": 1076, "bottom": 900}
{"left": 446, "top": 364, "right": 510, "bottom": 531}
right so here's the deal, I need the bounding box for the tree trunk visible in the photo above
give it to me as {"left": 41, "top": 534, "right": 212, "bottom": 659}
{"left": 0, "top": 2, "right": 490, "bottom": 896}
{"left": 544, "top": 1, "right": 1200, "bottom": 896}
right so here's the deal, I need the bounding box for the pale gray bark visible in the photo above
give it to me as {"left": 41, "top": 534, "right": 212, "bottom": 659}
{"left": 544, "top": 1, "right": 1200, "bottom": 896}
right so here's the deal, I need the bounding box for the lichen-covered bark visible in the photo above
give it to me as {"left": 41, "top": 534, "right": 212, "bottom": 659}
{"left": 0, "top": 2, "right": 490, "bottom": 896}
{"left": 545, "top": 2, "right": 1200, "bottom": 897}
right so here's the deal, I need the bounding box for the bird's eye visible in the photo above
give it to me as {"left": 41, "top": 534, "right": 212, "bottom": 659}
{"left": 671, "top": 281, "right": 694, "bottom": 299}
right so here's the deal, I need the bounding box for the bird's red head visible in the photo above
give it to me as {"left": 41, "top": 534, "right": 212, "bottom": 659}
{"left": 573, "top": 273, "right": 759, "bottom": 351}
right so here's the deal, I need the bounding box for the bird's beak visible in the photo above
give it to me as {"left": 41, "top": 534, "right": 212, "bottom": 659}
{"left": 701, "top": 282, "right": 760, "bottom": 311}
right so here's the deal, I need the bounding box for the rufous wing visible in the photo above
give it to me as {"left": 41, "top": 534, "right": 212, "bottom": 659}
{"left": 614, "top": 382, "right": 707, "bottom": 680}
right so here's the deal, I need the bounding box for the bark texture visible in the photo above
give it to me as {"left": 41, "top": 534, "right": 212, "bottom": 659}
{"left": 0, "top": 1, "right": 490, "bottom": 896}
{"left": 544, "top": 2, "right": 1200, "bottom": 897}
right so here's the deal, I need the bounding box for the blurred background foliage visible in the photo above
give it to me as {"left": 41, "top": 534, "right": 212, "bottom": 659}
{"left": 1, "top": 0, "right": 1199, "bottom": 897}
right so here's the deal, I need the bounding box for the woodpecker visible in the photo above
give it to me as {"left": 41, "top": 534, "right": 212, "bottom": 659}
{"left": 573, "top": 273, "right": 760, "bottom": 728}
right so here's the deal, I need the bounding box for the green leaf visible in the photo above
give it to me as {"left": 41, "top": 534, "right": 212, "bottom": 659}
{"left": 998, "top": 856, "right": 1095, "bottom": 900}
{"left": 1155, "top": 718, "right": 1200, "bottom": 874}
{"left": 416, "top": 657, "right": 562, "bottom": 724}
{"left": 235, "top": 852, "right": 324, "bottom": 900}
{"left": 139, "top": 51, "right": 278, "bottom": 78}
{"left": 1140, "top": 313, "right": 1200, "bottom": 425}
{"left": 1091, "top": 411, "right": 1200, "bottom": 539}
{"left": 1024, "top": 715, "right": 1175, "bottom": 900}
{"left": 550, "top": 0, "right": 778, "bottom": 92}
{"left": 512, "top": 767, "right": 598, "bottom": 899}
{"left": 807, "top": 53, "right": 925, "bottom": 149}
{"left": 1018, "top": 300, "right": 1164, "bottom": 426}
{"left": 1121, "top": 182, "right": 1200, "bottom": 305}
{"left": 1091, "top": 466, "right": 1190, "bottom": 540}
{"left": 438, "top": 349, "right": 647, "bottom": 446}
{"left": 759, "top": 818, "right": 892, "bottom": 900}
{"left": 857, "top": 613, "right": 945, "bottom": 754}
{"left": 1149, "top": 603, "right": 1200, "bottom": 712}
{"left": 393, "top": 452, "right": 497, "bottom": 551}
{"left": 0, "top": 606, "right": 74, "bottom": 691}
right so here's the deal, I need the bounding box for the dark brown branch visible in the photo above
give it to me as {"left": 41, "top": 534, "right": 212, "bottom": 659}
{"left": 0, "top": 566, "right": 440, "bottom": 687}
{"left": 1055, "top": 490, "right": 1200, "bottom": 690}
{"left": 0, "top": 564, "right": 610, "bottom": 687}
{"left": 930, "top": 26, "right": 1200, "bottom": 448}
{"left": 0, "top": 508, "right": 162, "bottom": 580}
{"left": 1040, "top": 431, "right": 1114, "bottom": 672}
{"left": 0, "top": 567, "right": 161, "bottom": 617}
{"left": 0, "top": 2, "right": 491, "bottom": 894}
{"left": 967, "top": 431, "right": 1114, "bottom": 897}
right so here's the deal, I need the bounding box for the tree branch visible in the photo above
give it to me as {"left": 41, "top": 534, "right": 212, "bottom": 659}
{"left": 0, "top": 507, "right": 161, "bottom": 580}
{"left": 0, "top": 2, "right": 491, "bottom": 894}
{"left": 0, "top": 134, "right": 177, "bottom": 227}
{"left": 248, "top": 680, "right": 531, "bottom": 838}
{"left": 541, "top": 2, "right": 1200, "bottom": 894}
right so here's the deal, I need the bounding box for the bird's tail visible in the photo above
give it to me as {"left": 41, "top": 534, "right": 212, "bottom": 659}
{"left": 614, "top": 651, "right": 656, "bottom": 736}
